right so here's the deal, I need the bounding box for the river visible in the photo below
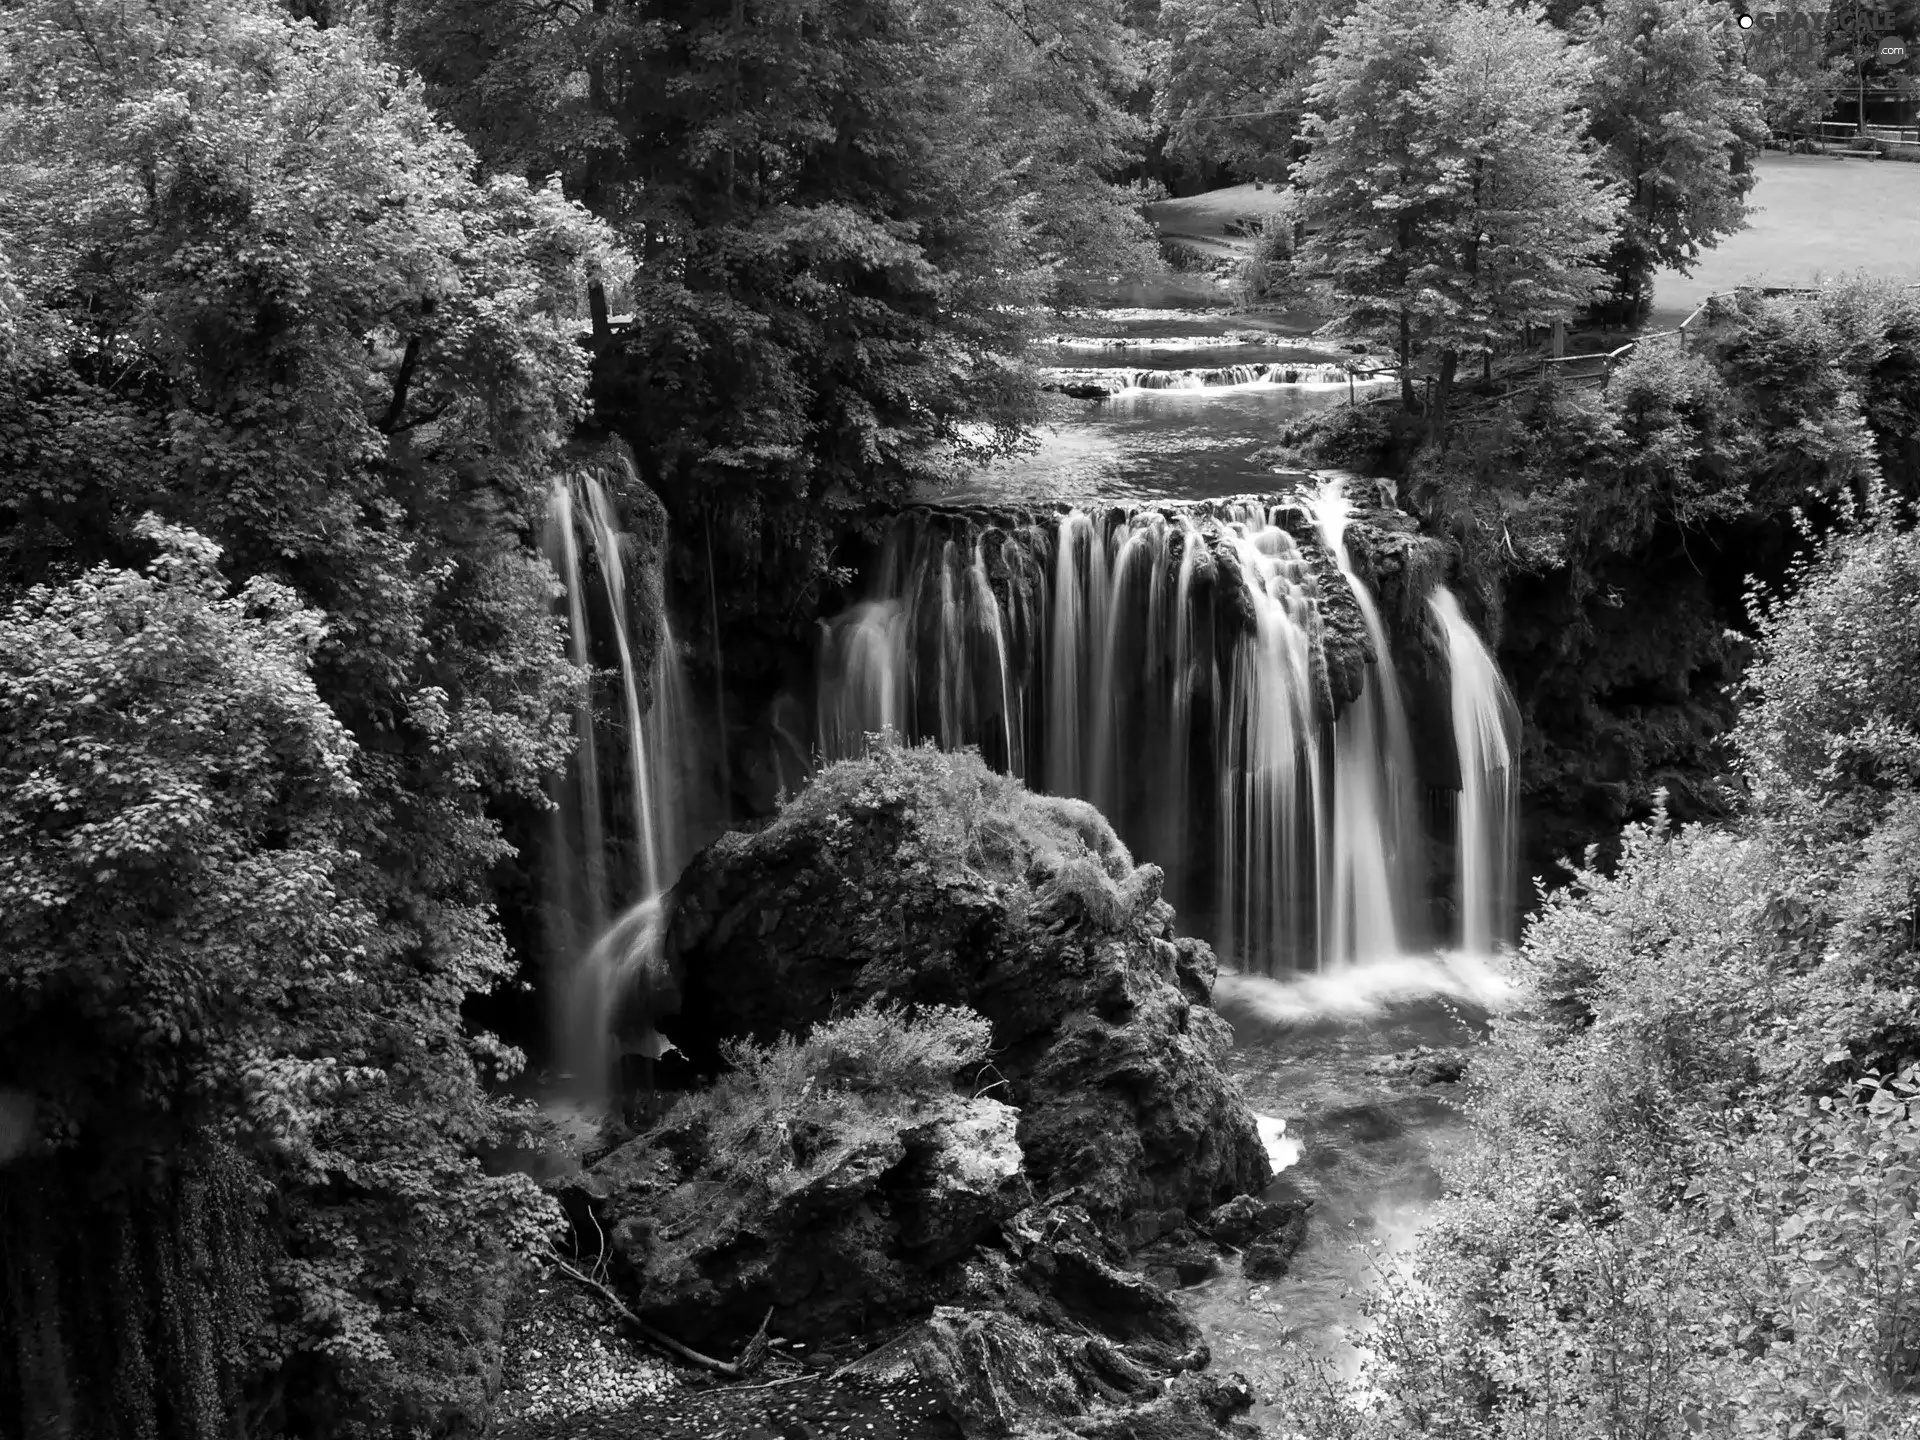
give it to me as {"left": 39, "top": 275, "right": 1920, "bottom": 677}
{"left": 967, "top": 297, "right": 1507, "bottom": 1427}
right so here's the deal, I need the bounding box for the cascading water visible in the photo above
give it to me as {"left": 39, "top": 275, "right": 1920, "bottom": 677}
{"left": 1302, "top": 479, "right": 1420, "bottom": 965}
{"left": 543, "top": 463, "right": 695, "bottom": 1101}
{"left": 1051, "top": 362, "right": 1356, "bottom": 393}
{"left": 812, "top": 481, "right": 1517, "bottom": 972}
{"left": 1429, "top": 589, "right": 1520, "bottom": 956}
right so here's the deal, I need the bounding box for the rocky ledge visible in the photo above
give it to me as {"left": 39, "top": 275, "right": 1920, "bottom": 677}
{"left": 659, "top": 744, "right": 1270, "bottom": 1241}
{"left": 563, "top": 746, "right": 1307, "bottom": 1438}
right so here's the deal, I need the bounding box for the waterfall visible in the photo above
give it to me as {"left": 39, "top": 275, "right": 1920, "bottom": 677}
{"left": 1213, "top": 513, "right": 1323, "bottom": 970}
{"left": 544, "top": 464, "right": 694, "bottom": 1099}
{"left": 1429, "top": 590, "right": 1520, "bottom": 955}
{"left": 811, "top": 481, "right": 1511, "bottom": 973}
{"left": 1302, "top": 478, "right": 1420, "bottom": 965}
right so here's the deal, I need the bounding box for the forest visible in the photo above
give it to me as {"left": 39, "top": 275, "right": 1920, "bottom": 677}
{"left": 2, "top": 0, "right": 1919, "bottom": 1438}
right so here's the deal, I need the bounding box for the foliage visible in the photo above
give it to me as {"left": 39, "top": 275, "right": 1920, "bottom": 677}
{"left": 769, "top": 741, "right": 1135, "bottom": 911}
{"left": 1739, "top": 500, "right": 1920, "bottom": 820}
{"left": 1275, "top": 510, "right": 1920, "bottom": 1440}
{"left": 0, "top": 0, "right": 612, "bottom": 1431}
{"left": 1395, "top": 280, "right": 1913, "bottom": 585}
{"left": 1579, "top": 0, "right": 1768, "bottom": 320}
{"left": 1824, "top": 0, "right": 1920, "bottom": 134}
{"left": 1234, "top": 206, "right": 1302, "bottom": 305}
{"left": 659, "top": 999, "right": 994, "bottom": 1184}
{"left": 385, "top": 0, "right": 1151, "bottom": 524}
{"left": 1151, "top": 0, "right": 1351, "bottom": 185}
{"left": 1296, "top": 0, "right": 1621, "bottom": 428}
{"left": 1740, "top": 13, "right": 1850, "bottom": 135}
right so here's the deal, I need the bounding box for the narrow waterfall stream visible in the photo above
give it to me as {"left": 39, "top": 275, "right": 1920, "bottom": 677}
{"left": 543, "top": 461, "right": 696, "bottom": 1103}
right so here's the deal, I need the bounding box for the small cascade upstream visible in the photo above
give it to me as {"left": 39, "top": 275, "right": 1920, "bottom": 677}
{"left": 1048, "top": 362, "right": 1358, "bottom": 395}
{"left": 543, "top": 463, "right": 696, "bottom": 1101}
{"left": 814, "top": 479, "right": 1520, "bottom": 972}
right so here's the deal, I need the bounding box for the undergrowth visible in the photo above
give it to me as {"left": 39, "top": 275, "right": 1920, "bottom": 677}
{"left": 1273, "top": 504, "right": 1920, "bottom": 1440}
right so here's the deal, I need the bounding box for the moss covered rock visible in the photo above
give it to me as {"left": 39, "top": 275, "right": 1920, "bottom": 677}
{"left": 582, "top": 1004, "right": 1032, "bottom": 1347}
{"left": 660, "top": 745, "right": 1270, "bottom": 1243}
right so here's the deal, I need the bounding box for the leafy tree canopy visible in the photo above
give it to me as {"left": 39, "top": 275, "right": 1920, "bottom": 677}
{"left": 1296, "top": 0, "right": 1621, "bottom": 430}
{"left": 1580, "top": 0, "right": 1768, "bottom": 319}
{"left": 0, "top": 0, "right": 622, "bottom": 1428}
{"left": 1151, "top": 0, "right": 1353, "bottom": 185}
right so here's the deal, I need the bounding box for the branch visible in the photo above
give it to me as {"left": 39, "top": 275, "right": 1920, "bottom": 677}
{"left": 380, "top": 336, "right": 421, "bottom": 433}
{"left": 549, "top": 1251, "right": 757, "bottom": 1379}
{"left": 385, "top": 399, "right": 454, "bottom": 435}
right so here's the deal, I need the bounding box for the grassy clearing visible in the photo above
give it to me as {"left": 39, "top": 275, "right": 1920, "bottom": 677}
{"left": 1647, "top": 151, "right": 1920, "bottom": 325}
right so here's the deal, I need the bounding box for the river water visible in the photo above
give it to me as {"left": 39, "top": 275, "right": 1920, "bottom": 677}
{"left": 973, "top": 300, "right": 1504, "bottom": 1425}
{"left": 947, "top": 315, "right": 1394, "bottom": 507}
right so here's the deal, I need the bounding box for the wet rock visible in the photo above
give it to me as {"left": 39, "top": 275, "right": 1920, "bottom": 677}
{"left": 1200, "top": 1193, "right": 1312, "bottom": 1280}
{"left": 1240, "top": 1200, "right": 1311, "bottom": 1282}
{"left": 1200, "top": 1194, "right": 1274, "bottom": 1249}
{"left": 661, "top": 747, "right": 1269, "bottom": 1241}
{"left": 842, "top": 1308, "right": 1248, "bottom": 1440}
{"left": 1365, "top": 1045, "right": 1469, "bottom": 1086}
{"left": 1135, "top": 1229, "right": 1223, "bottom": 1289}
{"left": 1067, "top": 1371, "right": 1261, "bottom": 1439}
{"left": 1002, "top": 1204, "right": 1203, "bottom": 1353}
{"left": 892, "top": 1104, "right": 1031, "bottom": 1264}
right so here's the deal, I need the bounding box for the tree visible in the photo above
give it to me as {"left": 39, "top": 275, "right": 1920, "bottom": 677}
{"left": 1740, "top": 6, "right": 1850, "bottom": 135}
{"left": 1823, "top": 0, "right": 1920, "bottom": 136}
{"left": 1151, "top": 0, "right": 1353, "bottom": 185}
{"left": 1297, "top": 0, "right": 1620, "bottom": 433}
{"left": 386, "top": 0, "right": 1154, "bottom": 503}
{"left": 1415, "top": 2, "right": 1624, "bottom": 433}
{"left": 0, "top": 0, "right": 618, "bottom": 1429}
{"left": 1580, "top": 0, "right": 1768, "bottom": 322}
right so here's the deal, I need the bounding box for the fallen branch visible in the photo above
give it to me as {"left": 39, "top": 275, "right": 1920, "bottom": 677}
{"left": 549, "top": 1252, "right": 747, "bottom": 1379}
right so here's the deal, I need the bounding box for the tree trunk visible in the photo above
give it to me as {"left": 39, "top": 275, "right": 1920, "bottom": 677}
{"left": 1432, "top": 350, "right": 1457, "bottom": 450}
{"left": 1398, "top": 310, "right": 1416, "bottom": 412}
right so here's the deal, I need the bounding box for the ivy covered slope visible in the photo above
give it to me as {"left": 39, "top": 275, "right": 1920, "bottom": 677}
{"left": 0, "top": 2, "right": 619, "bottom": 1435}
{"left": 1277, "top": 504, "right": 1920, "bottom": 1440}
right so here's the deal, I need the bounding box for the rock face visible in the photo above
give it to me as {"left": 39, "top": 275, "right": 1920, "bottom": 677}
{"left": 659, "top": 745, "right": 1271, "bottom": 1242}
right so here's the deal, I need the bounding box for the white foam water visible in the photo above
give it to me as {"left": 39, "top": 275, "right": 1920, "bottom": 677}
{"left": 1214, "top": 950, "right": 1516, "bottom": 1026}
{"left": 1252, "top": 1113, "right": 1303, "bottom": 1173}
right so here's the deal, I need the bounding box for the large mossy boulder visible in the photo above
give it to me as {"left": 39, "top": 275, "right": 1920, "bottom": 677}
{"left": 582, "top": 1004, "right": 1032, "bottom": 1347}
{"left": 659, "top": 745, "right": 1271, "bottom": 1242}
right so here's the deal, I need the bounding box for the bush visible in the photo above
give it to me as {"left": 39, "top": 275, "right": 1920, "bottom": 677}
{"left": 1159, "top": 236, "right": 1215, "bottom": 273}
{"left": 657, "top": 1000, "right": 993, "bottom": 1185}
{"left": 1234, "top": 210, "right": 1299, "bottom": 305}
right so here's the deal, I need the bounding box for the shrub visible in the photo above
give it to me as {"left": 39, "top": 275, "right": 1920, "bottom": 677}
{"left": 657, "top": 1000, "right": 993, "bottom": 1185}
{"left": 1160, "top": 237, "right": 1215, "bottom": 273}
{"left": 1234, "top": 209, "right": 1299, "bottom": 305}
